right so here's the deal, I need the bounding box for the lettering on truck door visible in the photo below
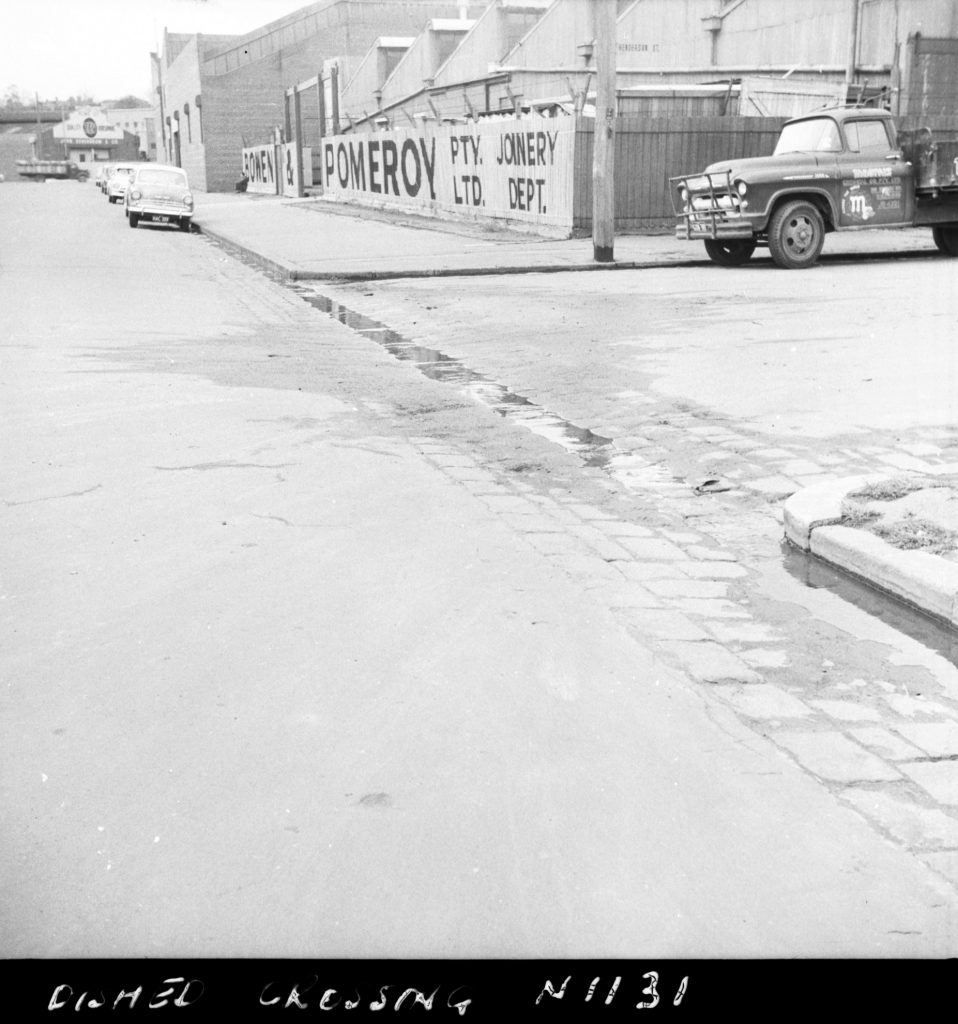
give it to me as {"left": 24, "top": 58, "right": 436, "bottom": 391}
{"left": 835, "top": 119, "right": 913, "bottom": 227}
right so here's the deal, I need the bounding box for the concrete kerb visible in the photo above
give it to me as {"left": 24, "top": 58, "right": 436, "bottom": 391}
{"left": 193, "top": 223, "right": 946, "bottom": 285}
{"left": 192, "top": 223, "right": 298, "bottom": 281}
{"left": 784, "top": 475, "right": 958, "bottom": 629}
{"left": 285, "top": 258, "right": 710, "bottom": 282}
{"left": 192, "top": 219, "right": 711, "bottom": 281}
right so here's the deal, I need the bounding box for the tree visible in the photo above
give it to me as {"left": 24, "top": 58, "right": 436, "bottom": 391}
{"left": 107, "top": 95, "right": 151, "bottom": 109}
{"left": 2, "top": 84, "right": 25, "bottom": 109}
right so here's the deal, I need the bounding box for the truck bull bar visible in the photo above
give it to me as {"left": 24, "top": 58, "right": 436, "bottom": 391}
{"left": 670, "top": 169, "right": 753, "bottom": 240}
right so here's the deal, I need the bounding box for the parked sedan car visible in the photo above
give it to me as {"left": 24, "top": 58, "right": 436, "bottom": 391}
{"left": 124, "top": 164, "right": 193, "bottom": 231}
{"left": 106, "top": 163, "right": 136, "bottom": 203}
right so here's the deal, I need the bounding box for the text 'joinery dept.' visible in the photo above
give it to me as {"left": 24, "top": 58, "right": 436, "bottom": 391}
{"left": 322, "top": 128, "right": 561, "bottom": 212}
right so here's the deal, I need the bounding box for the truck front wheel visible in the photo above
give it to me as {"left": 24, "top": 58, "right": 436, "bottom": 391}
{"left": 932, "top": 226, "right": 958, "bottom": 256}
{"left": 767, "top": 200, "right": 825, "bottom": 269}
{"left": 704, "top": 239, "right": 756, "bottom": 266}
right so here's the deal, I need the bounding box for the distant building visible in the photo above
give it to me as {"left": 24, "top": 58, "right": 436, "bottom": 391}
{"left": 152, "top": 0, "right": 488, "bottom": 192}
{"left": 103, "top": 101, "right": 156, "bottom": 160}
{"left": 4, "top": 108, "right": 142, "bottom": 174}
{"left": 150, "top": 0, "right": 958, "bottom": 194}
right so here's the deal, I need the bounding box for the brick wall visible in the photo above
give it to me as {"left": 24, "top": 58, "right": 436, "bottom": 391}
{"left": 203, "top": 55, "right": 286, "bottom": 191}
{"left": 167, "top": 2, "right": 487, "bottom": 192}
{"left": 164, "top": 36, "right": 207, "bottom": 189}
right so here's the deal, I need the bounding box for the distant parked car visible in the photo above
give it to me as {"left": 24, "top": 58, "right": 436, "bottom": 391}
{"left": 124, "top": 164, "right": 193, "bottom": 231}
{"left": 101, "top": 164, "right": 121, "bottom": 193}
{"left": 106, "top": 163, "right": 136, "bottom": 203}
{"left": 94, "top": 163, "right": 113, "bottom": 192}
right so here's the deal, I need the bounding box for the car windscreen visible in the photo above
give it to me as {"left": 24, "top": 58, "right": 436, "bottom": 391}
{"left": 773, "top": 118, "right": 842, "bottom": 155}
{"left": 137, "top": 170, "right": 187, "bottom": 187}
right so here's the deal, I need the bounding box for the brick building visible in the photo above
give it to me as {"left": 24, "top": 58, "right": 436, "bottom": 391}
{"left": 153, "top": 0, "right": 487, "bottom": 192}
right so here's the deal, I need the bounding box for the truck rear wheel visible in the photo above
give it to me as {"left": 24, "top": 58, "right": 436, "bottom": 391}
{"left": 932, "top": 226, "right": 958, "bottom": 256}
{"left": 704, "top": 239, "right": 756, "bottom": 266}
{"left": 767, "top": 200, "right": 825, "bottom": 269}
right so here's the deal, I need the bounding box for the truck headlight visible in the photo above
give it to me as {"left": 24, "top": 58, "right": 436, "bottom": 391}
{"left": 184, "top": 193, "right": 194, "bottom": 208}
{"left": 735, "top": 180, "right": 748, "bottom": 196}
{"left": 130, "top": 189, "right": 142, "bottom": 200}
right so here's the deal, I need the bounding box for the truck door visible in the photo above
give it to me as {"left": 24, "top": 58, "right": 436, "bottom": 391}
{"left": 835, "top": 118, "right": 914, "bottom": 227}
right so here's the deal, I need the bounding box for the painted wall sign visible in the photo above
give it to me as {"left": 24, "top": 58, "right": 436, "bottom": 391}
{"left": 242, "top": 144, "right": 278, "bottom": 194}
{"left": 281, "top": 142, "right": 301, "bottom": 197}
{"left": 54, "top": 117, "right": 123, "bottom": 145}
{"left": 320, "top": 117, "right": 576, "bottom": 232}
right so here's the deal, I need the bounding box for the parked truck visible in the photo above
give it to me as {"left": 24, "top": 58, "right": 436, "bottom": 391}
{"left": 672, "top": 106, "right": 958, "bottom": 268}
{"left": 16, "top": 159, "right": 90, "bottom": 183}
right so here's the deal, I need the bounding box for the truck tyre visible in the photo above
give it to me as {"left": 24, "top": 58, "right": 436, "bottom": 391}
{"left": 128, "top": 213, "right": 139, "bottom": 229}
{"left": 932, "top": 226, "right": 958, "bottom": 256}
{"left": 767, "top": 200, "right": 825, "bottom": 269}
{"left": 704, "top": 239, "right": 756, "bottom": 266}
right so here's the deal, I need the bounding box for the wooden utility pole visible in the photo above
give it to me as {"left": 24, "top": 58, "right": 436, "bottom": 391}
{"left": 592, "top": 0, "right": 617, "bottom": 262}
{"left": 317, "top": 72, "right": 326, "bottom": 192}
{"left": 331, "top": 63, "right": 341, "bottom": 135}
{"left": 845, "top": 0, "right": 862, "bottom": 101}
{"left": 292, "top": 86, "right": 304, "bottom": 197}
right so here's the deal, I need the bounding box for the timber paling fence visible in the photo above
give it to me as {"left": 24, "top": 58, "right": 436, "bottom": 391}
{"left": 573, "top": 115, "right": 787, "bottom": 233}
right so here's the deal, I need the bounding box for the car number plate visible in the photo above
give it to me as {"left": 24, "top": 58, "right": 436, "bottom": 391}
{"left": 155, "top": 216, "right": 170, "bottom": 223}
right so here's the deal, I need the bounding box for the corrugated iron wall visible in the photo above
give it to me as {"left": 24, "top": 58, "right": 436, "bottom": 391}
{"left": 573, "top": 115, "right": 786, "bottom": 233}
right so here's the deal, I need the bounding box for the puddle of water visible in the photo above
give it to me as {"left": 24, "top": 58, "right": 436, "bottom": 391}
{"left": 294, "top": 288, "right": 679, "bottom": 483}
{"left": 782, "top": 542, "right": 958, "bottom": 666}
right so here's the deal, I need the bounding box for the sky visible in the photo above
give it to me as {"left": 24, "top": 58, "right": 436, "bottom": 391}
{"left": 3, "top": 0, "right": 312, "bottom": 102}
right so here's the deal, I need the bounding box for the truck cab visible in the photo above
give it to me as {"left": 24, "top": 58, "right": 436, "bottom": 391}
{"left": 672, "top": 107, "right": 957, "bottom": 268}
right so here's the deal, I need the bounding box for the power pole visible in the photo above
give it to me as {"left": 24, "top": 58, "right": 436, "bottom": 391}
{"left": 845, "top": 0, "right": 862, "bottom": 101}
{"left": 592, "top": 0, "right": 617, "bottom": 263}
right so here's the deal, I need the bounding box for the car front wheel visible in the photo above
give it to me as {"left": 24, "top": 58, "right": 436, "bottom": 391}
{"left": 128, "top": 213, "right": 139, "bottom": 228}
{"left": 767, "top": 200, "right": 825, "bottom": 269}
{"left": 704, "top": 239, "right": 757, "bottom": 266}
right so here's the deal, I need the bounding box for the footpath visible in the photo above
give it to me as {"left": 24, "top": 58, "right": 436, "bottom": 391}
{"left": 191, "top": 190, "right": 937, "bottom": 281}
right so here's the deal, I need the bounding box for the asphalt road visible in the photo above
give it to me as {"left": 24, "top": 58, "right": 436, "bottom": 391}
{"left": 2, "top": 183, "right": 957, "bottom": 963}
